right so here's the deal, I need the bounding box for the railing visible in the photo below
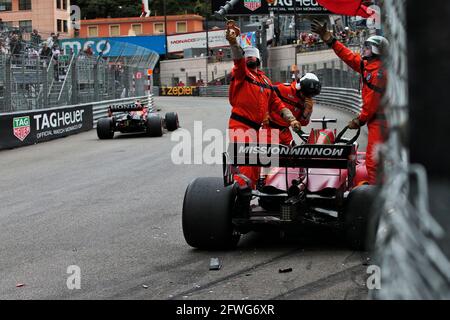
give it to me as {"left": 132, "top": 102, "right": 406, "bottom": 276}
{"left": 31, "top": 53, "right": 54, "bottom": 107}
{"left": 45, "top": 53, "right": 56, "bottom": 102}
{"left": 0, "top": 47, "right": 160, "bottom": 112}
{"left": 199, "top": 85, "right": 229, "bottom": 97}
{"left": 153, "top": 85, "right": 362, "bottom": 116}
{"left": 314, "top": 87, "right": 362, "bottom": 114}
{"left": 57, "top": 54, "right": 76, "bottom": 105}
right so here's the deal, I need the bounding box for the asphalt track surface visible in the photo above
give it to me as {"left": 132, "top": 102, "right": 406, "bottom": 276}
{"left": 0, "top": 96, "right": 370, "bottom": 300}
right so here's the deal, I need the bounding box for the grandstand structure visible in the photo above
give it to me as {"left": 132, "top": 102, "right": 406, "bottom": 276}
{"left": 0, "top": 26, "right": 159, "bottom": 112}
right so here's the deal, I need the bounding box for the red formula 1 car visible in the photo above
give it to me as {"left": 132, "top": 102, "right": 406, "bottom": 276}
{"left": 96, "top": 102, "right": 179, "bottom": 139}
{"left": 182, "top": 118, "right": 379, "bottom": 251}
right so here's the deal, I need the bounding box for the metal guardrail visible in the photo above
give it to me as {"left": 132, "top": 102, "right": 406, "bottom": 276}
{"left": 199, "top": 86, "right": 229, "bottom": 97}
{"left": 314, "top": 87, "right": 362, "bottom": 115}
{"left": 154, "top": 85, "right": 362, "bottom": 115}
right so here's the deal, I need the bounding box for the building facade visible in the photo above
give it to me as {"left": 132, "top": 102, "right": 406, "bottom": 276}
{"left": 0, "top": 0, "right": 72, "bottom": 36}
{"left": 79, "top": 15, "right": 204, "bottom": 38}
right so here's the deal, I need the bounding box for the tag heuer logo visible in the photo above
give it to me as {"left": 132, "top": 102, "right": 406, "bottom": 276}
{"left": 244, "top": 0, "right": 261, "bottom": 11}
{"left": 13, "top": 116, "right": 31, "bottom": 141}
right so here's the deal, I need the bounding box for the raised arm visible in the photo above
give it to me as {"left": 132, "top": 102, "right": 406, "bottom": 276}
{"left": 226, "top": 21, "right": 247, "bottom": 81}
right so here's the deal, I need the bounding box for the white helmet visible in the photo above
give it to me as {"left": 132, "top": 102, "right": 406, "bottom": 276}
{"left": 243, "top": 46, "right": 261, "bottom": 61}
{"left": 365, "top": 35, "right": 389, "bottom": 56}
{"left": 296, "top": 73, "right": 321, "bottom": 97}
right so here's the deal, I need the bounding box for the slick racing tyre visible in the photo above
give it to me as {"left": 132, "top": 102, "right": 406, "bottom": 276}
{"left": 182, "top": 177, "right": 240, "bottom": 250}
{"left": 97, "top": 117, "right": 114, "bottom": 139}
{"left": 165, "top": 112, "right": 179, "bottom": 132}
{"left": 343, "top": 185, "right": 379, "bottom": 251}
{"left": 146, "top": 114, "right": 163, "bottom": 137}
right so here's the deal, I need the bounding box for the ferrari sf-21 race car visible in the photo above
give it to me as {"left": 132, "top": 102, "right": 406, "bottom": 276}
{"left": 96, "top": 102, "right": 179, "bottom": 139}
{"left": 182, "top": 118, "right": 379, "bottom": 251}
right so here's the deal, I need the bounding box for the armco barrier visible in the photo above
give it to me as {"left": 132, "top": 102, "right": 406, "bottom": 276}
{"left": 198, "top": 86, "right": 362, "bottom": 115}
{"left": 153, "top": 85, "right": 361, "bottom": 115}
{"left": 0, "top": 95, "right": 154, "bottom": 150}
{"left": 199, "top": 86, "right": 229, "bottom": 97}
{"left": 0, "top": 104, "right": 93, "bottom": 150}
{"left": 314, "top": 87, "right": 362, "bottom": 115}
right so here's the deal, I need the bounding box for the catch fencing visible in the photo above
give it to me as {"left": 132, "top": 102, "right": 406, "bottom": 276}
{"left": 0, "top": 41, "right": 159, "bottom": 113}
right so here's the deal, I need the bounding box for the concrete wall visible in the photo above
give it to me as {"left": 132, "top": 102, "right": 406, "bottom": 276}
{"left": 297, "top": 49, "right": 342, "bottom": 66}
{"left": 160, "top": 57, "right": 233, "bottom": 86}
{"left": 268, "top": 44, "right": 359, "bottom": 71}
{"left": 267, "top": 44, "right": 297, "bottom": 71}
{"left": 208, "top": 60, "right": 234, "bottom": 82}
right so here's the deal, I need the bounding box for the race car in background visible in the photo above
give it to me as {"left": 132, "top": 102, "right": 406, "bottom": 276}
{"left": 96, "top": 102, "right": 179, "bottom": 139}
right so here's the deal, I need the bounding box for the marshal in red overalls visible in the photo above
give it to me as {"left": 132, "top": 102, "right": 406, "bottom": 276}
{"left": 332, "top": 40, "right": 387, "bottom": 185}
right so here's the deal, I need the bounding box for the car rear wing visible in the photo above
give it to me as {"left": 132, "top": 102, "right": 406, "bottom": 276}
{"left": 223, "top": 143, "right": 356, "bottom": 186}
{"left": 225, "top": 143, "right": 355, "bottom": 169}
{"left": 109, "top": 104, "right": 145, "bottom": 113}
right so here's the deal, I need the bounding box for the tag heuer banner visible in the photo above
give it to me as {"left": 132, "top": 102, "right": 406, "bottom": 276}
{"left": 0, "top": 104, "right": 93, "bottom": 150}
{"left": 244, "top": 0, "right": 262, "bottom": 11}
{"left": 211, "top": 0, "right": 331, "bottom": 15}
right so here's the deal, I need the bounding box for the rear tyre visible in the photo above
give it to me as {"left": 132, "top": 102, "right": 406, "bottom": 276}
{"left": 165, "top": 112, "right": 179, "bottom": 132}
{"left": 182, "top": 177, "right": 240, "bottom": 250}
{"left": 344, "top": 185, "right": 379, "bottom": 251}
{"left": 97, "top": 117, "right": 114, "bottom": 139}
{"left": 146, "top": 114, "right": 163, "bottom": 137}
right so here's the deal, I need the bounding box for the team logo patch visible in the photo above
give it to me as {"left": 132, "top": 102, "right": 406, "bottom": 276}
{"left": 366, "top": 73, "right": 372, "bottom": 81}
{"left": 13, "top": 116, "right": 31, "bottom": 141}
{"left": 244, "top": 0, "right": 261, "bottom": 11}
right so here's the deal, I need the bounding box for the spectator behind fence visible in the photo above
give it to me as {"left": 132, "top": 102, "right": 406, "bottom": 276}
{"left": 216, "top": 49, "right": 224, "bottom": 62}
{"left": 52, "top": 44, "right": 61, "bottom": 81}
{"left": 84, "top": 45, "right": 93, "bottom": 57}
{"left": 47, "top": 33, "right": 54, "bottom": 47}
{"left": 39, "top": 42, "right": 52, "bottom": 66}
{"left": 31, "top": 29, "right": 41, "bottom": 47}
{"left": 0, "top": 40, "right": 8, "bottom": 54}
{"left": 46, "top": 32, "right": 59, "bottom": 48}
{"left": 10, "top": 34, "right": 22, "bottom": 56}
{"left": 9, "top": 34, "right": 22, "bottom": 64}
{"left": 27, "top": 46, "right": 39, "bottom": 58}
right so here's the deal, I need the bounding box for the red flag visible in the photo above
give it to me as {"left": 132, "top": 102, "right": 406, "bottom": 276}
{"left": 316, "top": 0, "right": 372, "bottom": 18}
